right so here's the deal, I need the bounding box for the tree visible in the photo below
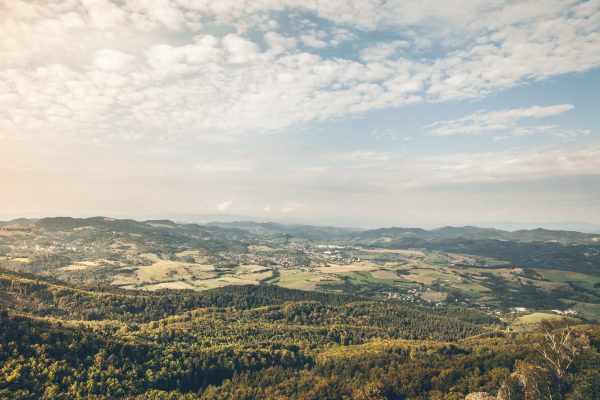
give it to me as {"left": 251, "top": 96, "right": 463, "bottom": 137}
{"left": 534, "top": 320, "right": 590, "bottom": 380}
{"left": 498, "top": 321, "right": 591, "bottom": 400}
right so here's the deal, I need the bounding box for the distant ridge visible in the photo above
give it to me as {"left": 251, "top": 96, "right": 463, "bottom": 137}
{"left": 0, "top": 218, "right": 35, "bottom": 227}
{"left": 1, "top": 216, "right": 598, "bottom": 244}
{"left": 345, "top": 225, "right": 599, "bottom": 244}
{"left": 207, "top": 220, "right": 362, "bottom": 240}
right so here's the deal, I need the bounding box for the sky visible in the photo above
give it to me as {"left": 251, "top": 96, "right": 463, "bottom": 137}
{"left": 0, "top": 0, "right": 599, "bottom": 229}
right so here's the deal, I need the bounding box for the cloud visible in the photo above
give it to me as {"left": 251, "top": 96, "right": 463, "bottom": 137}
{"left": 216, "top": 198, "right": 235, "bottom": 211}
{"left": 2, "top": 133, "right": 598, "bottom": 224}
{"left": 146, "top": 35, "right": 221, "bottom": 73}
{"left": 414, "top": 145, "right": 600, "bottom": 184}
{"left": 426, "top": 104, "right": 575, "bottom": 136}
{"left": 316, "top": 145, "right": 600, "bottom": 192}
{"left": 513, "top": 125, "right": 591, "bottom": 140}
{"left": 83, "top": 0, "right": 127, "bottom": 30}
{"left": 300, "top": 32, "right": 328, "bottom": 48}
{"left": 222, "top": 34, "right": 260, "bottom": 64}
{"left": 333, "top": 151, "right": 391, "bottom": 162}
{"left": 93, "top": 49, "right": 135, "bottom": 72}
{"left": 0, "top": 1, "right": 598, "bottom": 144}
{"left": 360, "top": 40, "right": 410, "bottom": 62}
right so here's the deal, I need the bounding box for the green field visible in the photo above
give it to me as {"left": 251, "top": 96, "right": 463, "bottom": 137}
{"left": 2, "top": 217, "right": 599, "bottom": 320}
{"left": 61, "top": 248, "right": 598, "bottom": 320}
{"left": 538, "top": 269, "right": 600, "bottom": 295}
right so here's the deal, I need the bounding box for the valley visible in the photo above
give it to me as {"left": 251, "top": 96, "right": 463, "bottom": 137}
{"left": 1, "top": 216, "right": 600, "bottom": 399}
{"left": 1, "top": 217, "right": 599, "bottom": 321}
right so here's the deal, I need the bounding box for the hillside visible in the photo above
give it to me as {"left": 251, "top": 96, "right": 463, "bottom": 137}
{"left": 1, "top": 217, "right": 600, "bottom": 321}
{"left": 1, "top": 217, "right": 600, "bottom": 399}
{"left": 0, "top": 269, "right": 599, "bottom": 399}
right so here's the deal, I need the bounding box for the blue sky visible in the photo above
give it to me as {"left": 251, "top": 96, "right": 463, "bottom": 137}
{"left": 0, "top": 0, "right": 599, "bottom": 228}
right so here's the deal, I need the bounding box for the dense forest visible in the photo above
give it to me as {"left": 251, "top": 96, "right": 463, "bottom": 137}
{"left": 1, "top": 268, "right": 599, "bottom": 399}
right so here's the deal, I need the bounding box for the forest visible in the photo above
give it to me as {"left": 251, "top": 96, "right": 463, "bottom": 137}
{"left": 1, "top": 267, "right": 600, "bottom": 399}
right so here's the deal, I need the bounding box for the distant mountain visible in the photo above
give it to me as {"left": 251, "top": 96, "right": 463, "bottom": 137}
{"left": 0, "top": 218, "right": 35, "bottom": 227}
{"left": 3, "top": 216, "right": 599, "bottom": 273}
{"left": 430, "top": 226, "right": 505, "bottom": 239}
{"left": 345, "top": 225, "right": 600, "bottom": 244}
{"left": 29, "top": 216, "right": 254, "bottom": 241}
{"left": 504, "top": 228, "right": 599, "bottom": 242}
{"left": 144, "top": 219, "right": 179, "bottom": 227}
{"left": 35, "top": 216, "right": 151, "bottom": 232}
{"left": 342, "top": 225, "right": 600, "bottom": 273}
{"left": 207, "top": 221, "right": 363, "bottom": 240}
{"left": 482, "top": 221, "right": 600, "bottom": 234}
{"left": 8, "top": 216, "right": 599, "bottom": 245}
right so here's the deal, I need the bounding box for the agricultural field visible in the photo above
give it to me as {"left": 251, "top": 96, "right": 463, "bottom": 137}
{"left": 1, "top": 217, "right": 599, "bottom": 321}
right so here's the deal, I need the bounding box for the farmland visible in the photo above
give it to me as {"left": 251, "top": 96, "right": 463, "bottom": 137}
{"left": 1, "top": 216, "right": 599, "bottom": 321}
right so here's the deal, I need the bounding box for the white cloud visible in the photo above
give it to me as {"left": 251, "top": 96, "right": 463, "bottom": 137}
{"left": 513, "top": 125, "right": 591, "bottom": 140}
{"left": 222, "top": 34, "right": 259, "bottom": 64}
{"left": 317, "top": 145, "right": 600, "bottom": 191}
{"left": 300, "top": 32, "right": 328, "bottom": 49}
{"left": 361, "top": 40, "right": 410, "bottom": 62}
{"left": 427, "top": 104, "right": 574, "bottom": 136}
{"left": 0, "top": 0, "right": 599, "bottom": 144}
{"left": 142, "top": 1, "right": 187, "bottom": 31}
{"left": 93, "top": 49, "right": 135, "bottom": 72}
{"left": 146, "top": 35, "right": 221, "bottom": 73}
{"left": 83, "top": 0, "right": 127, "bottom": 30}
{"left": 216, "top": 198, "right": 235, "bottom": 211}
{"left": 416, "top": 145, "right": 600, "bottom": 184}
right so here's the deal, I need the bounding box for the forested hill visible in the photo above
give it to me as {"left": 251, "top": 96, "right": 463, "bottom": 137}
{"left": 342, "top": 227, "right": 600, "bottom": 273}
{"left": 2, "top": 217, "right": 597, "bottom": 275}
{"left": 0, "top": 268, "right": 495, "bottom": 327}
{"left": 1, "top": 269, "right": 599, "bottom": 399}
{"left": 2, "top": 216, "right": 600, "bottom": 314}
{"left": 5, "top": 216, "right": 596, "bottom": 243}
{"left": 344, "top": 226, "right": 600, "bottom": 243}
{"left": 0, "top": 268, "right": 363, "bottom": 322}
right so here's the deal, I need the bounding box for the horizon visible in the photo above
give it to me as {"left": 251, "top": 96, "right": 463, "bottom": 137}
{"left": 1, "top": 1, "right": 599, "bottom": 227}
{"left": 2, "top": 213, "right": 600, "bottom": 234}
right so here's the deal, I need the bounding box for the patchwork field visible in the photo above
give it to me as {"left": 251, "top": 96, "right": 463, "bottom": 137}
{"left": 1, "top": 218, "right": 598, "bottom": 321}
{"left": 43, "top": 246, "right": 588, "bottom": 320}
{"left": 316, "top": 262, "right": 379, "bottom": 273}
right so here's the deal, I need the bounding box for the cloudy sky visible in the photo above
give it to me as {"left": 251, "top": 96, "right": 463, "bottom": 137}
{"left": 1, "top": 0, "right": 599, "bottom": 228}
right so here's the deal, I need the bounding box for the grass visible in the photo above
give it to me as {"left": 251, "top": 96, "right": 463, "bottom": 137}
{"left": 18, "top": 243, "right": 597, "bottom": 319}
{"left": 573, "top": 302, "right": 600, "bottom": 321}
{"left": 142, "top": 281, "right": 197, "bottom": 290}
{"left": 236, "top": 264, "right": 271, "bottom": 274}
{"left": 358, "top": 248, "right": 425, "bottom": 256}
{"left": 176, "top": 250, "right": 201, "bottom": 258}
{"left": 316, "top": 262, "right": 379, "bottom": 273}
{"left": 451, "top": 284, "right": 488, "bottom": 298}
{"left": 277, "top": 269, "right": 332, "bottom": 291}
{"left": 537, "top": 269, "right": 600, "bottom": 295}
{"left": 371, "top": 270, "right": 405, "bottom": 280}
{"left": 340, "top": 271, "right": 392, "bottom": 285}
{"left": 420, "top": 291, "right": 448, "bottom": 302}
{"left": 514, "top": 312, "right": 574, "bottom": 325}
